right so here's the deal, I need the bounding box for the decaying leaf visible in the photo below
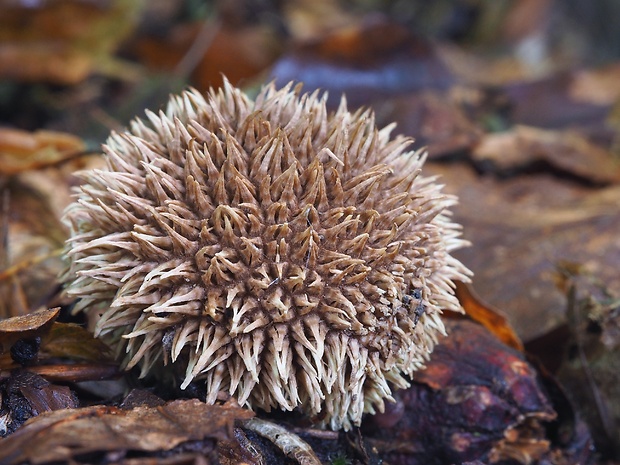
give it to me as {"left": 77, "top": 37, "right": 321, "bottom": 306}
{"left": 0, "top": 370, "right": 78, "bottom": 437}
{"left": 0, "top": 130, "right": 91, "bottom": 318}
{"left": 472, "top": 125, "right": 620, "bottom": 184}
{"left": 23, "top": 363, "right": 120, "bottom": 384}
{"left": 375, "top": 90, "right": 483, "bottom": 159}
{"left": 0, "top": 311, "right": 119, "bottom": 386}
{"left": 270, "top": 17, "right": 454, "bottom": 108}
{"left": 0, "top": 180, "right": 67, "bottom": 319}
{"left": 41, "top": 323, "right": 113, "bottom": 363}
{"left": 363, "top": 320, "right": 561, "bottom": 464}
{"left": 0, "top": 399, "right": 254, "bottom": 464}
{"left": 501, "top": 73, "right": 613, "bottom": 129}
{"left": 453, "top": 281, "right": 523, "bottom": 351}
{"left": 242, "top": 418, "right": 322, "bottom": 465}
{"left": 136, "top": 20, "right": 283, "bottom": 89}
{"left": 426, "top": 161, "right": 620, "bottom": 341}
{"left": 556, "top": 267, "right": 620, "bottom": 457}
{"left": 0, "top": 307, "right": 59, "bottom": 355}
{"left": 569, "top": 63, "right": 620, "bottom": 106}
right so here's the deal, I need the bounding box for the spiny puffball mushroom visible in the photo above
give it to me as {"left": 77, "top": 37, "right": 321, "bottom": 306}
{"left": 62, "top": 80, "right": 471, "bottom": 430}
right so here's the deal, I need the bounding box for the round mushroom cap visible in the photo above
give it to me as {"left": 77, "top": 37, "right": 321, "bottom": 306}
{"left": 62, "top": 80, "right": 471, "bottom": 430}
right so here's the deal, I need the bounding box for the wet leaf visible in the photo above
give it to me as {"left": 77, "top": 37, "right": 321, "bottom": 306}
{"left": 0, "top": 399, "right": 254, "bottom": 464}
{"left": 364, "top": 320, "right": 560, "bottom": 465}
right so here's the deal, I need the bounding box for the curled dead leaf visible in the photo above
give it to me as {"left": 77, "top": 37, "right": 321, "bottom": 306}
{"left": 0, "top": 308, "right": 59, "bottom": 355}
{"left": 454, "top": 281, "right": 524, "bottom": 351}
{"left": 472, "top": 125, "right": 620, "bottom": 184}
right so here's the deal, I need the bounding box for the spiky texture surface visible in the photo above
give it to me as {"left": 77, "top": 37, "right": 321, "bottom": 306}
{"left": 62, "top": 80, "right": 470, "bottom": 430}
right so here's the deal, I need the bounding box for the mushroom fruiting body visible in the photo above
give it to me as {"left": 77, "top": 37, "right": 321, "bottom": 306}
{"left": 62, "top": 80, "right": 470, "bottom": 430}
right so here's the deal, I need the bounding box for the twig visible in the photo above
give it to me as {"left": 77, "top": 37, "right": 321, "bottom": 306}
{"left": 243, "top": 417, "right": 322, "bottom": 465}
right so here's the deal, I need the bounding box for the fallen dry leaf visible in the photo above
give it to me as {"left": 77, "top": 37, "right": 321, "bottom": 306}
{"left": 0, "top": 399, "right": 254, "bottom": 465}
{"left": 0, "top": 180, "right": 67, "bottom": 318}
{"left": 0, "top": 310, "right": 117, "bottom": 386}
{"left": 556, "top": 269, "right": 620, "bottom": 457}
{"left": 426, "top": 161, "right": 620, "bottom": 341}
{"left": 0, "top": 128, "right": 85, "bottom": 176}
{"left": 135, "top": 20, "right": 283, "bottom": 89}
{"left": 472, "top": 125, "right": 620, "bottom": 184}
{"left": 375, "top": 90, "right": 483, "bottom": 159}
{"left": 41, "top": 323, "right": 113, "bottom": 363}
{"left": 0, "top": 129, "right": 89, "bottom": 318}
{"left": 24, "top": 363, "right": 120, "bottom": 384}
{"left": 0, "top": 370, "right": 78, "bottom": 437}
{"left": 570, "top": 63, "right": 620, "bottom": 106}
{"left": 453, "top": 281, "right": 523, "bottom": 351}
{"left": 502, "top": 73, "right": 612, "bottom": 129}
{"left": 0, "top": 307, "right": 59, "bottom": 355}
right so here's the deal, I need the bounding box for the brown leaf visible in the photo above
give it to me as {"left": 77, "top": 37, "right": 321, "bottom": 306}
{"left": 0, "top": 307, "right": 59, "bottom": 354}
{"left": 569, "top": 63, "right": 620, "bottom": 106}
{"left": 0, "top": 129, "right": 85, "bottom": 176}
{"left": 41, "top": 323, "right": 113, "bottom": 363}
{"left": 218, "top": 428, "right": 265, "bottom": 465}
{"left": 427, "top": 161, "right": 620, "bottom": 341}
{"left": 0, "top": 175, "right": 74, "bottom": 318}
{"left": 472, "top": 126, "right": 620, "bottom": 184}
{"left": 0, "top": 399, "right": 254, "bottom": 464}
{"left": 375, "top": 91, "right": 483, "bottom": 159}
{"left": 135, "top": 21, "right": 283, "bottom": 89}
{"left": 0, "top": 370, "right": 78, "bottom": 436}
{"left": 503, "top": 73, "right": 612, "bottom": 129}
{"left": 7, "top": 371, "right": 78, "bottom": 415}
{"left": 0, "top": 0, "right": 141, "bottom": 84}
{"left": 364, "top": 320, "right": 558, "bottom": 465}
{"left": 453, "top": 281, "right": 523, "bottom": 351}
{"left": 555, "top": 269, "right": 620, "bottom": 457}
{"left": 25, "top": 363, "right": 120, "bottom": 384}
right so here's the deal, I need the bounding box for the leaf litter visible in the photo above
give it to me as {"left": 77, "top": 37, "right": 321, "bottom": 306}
{"left": 1, "top": 1, "right": 619, "bottom": 463}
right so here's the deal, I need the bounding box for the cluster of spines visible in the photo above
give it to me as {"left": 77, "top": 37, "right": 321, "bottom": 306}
{"left": 63, "top": 80, "right": 470, "bottom": 430}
